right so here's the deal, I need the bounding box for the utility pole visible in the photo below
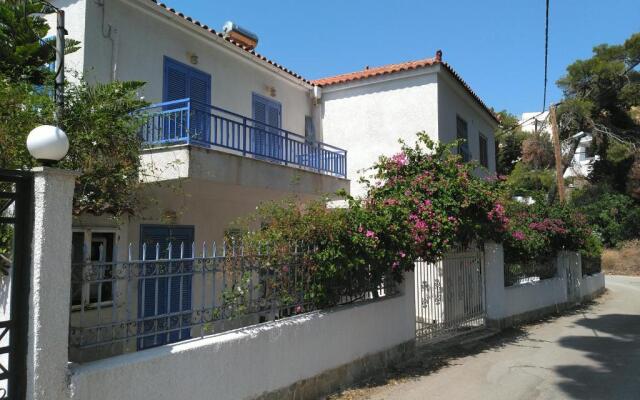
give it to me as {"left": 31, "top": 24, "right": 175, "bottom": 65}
{"left": 549, "top": 104, "right": 565, "bottom": 203}
{"left": 54, "top": 8, "right": 65, "bottom": 124}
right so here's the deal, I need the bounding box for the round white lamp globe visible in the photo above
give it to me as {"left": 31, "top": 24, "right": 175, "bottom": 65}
{"left": 26, "top": 125, "right": 69, "bottom": 163}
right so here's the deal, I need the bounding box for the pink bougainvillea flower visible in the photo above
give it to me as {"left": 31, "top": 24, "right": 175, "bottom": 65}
{"left": 282, "top": 265, "right": 289, "bottom": 273}
{"left": 391, "top": 152, "right": 408, "bottom": 166}
{"left": 295, "top": 305, "right": 303, "bottom": 314}
{"left": 511, "top": 230, "right": 526, "bottom": 241}
{"left": 365, "top": 230, "right": 376, "bottom": 238}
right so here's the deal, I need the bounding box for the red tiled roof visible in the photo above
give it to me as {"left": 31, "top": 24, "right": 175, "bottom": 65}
{"left": 312, "top": 57, "right": 499, "bottom": 124}
{"left": 148, "top": 1, "right": 311, "bottom": 85}
{"left": 312, "top": 57, "right": 440, "bottom": 86}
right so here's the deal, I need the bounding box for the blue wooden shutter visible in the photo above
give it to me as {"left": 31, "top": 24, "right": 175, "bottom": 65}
{"left": 166, "top": 227, "right": 193, "bottom": 342}
{"left": 163, "top": 62, "right": 188, "bottom": 141}
{"left": 163, "top": 57, "right": 212, "bottom": 143}
{"left": 267, "top": 104, "right": 281, "bottom": 158}
{"left": 252, "top": 94, "right": 282, "bottom": 159}
{"left": 138, "top": 225, "right": 194, "bottom": 349}
{"left": 138, "top": 226, "right": 169, "bottom": 349}
{"left": 165, "top": 66, "right": 188, "bottom": 102}
{"left": 253, "top": 97, "right": 267, "bottom": 156}
{"left": 189, "top": 73, "right": 211, "bottom": 142}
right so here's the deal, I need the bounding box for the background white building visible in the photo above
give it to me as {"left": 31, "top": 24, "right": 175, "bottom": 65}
{"left": 519, "top": 112, "right": 597, "bottom": 179}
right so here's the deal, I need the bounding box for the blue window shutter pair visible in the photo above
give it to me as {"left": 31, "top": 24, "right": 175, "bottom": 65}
{"left": 163, "top": 57, "right": 211, "bottom": 142}
{"left": 252, "top": 94, "right": 282, "bottom": 159}
{"left": 138, "top": 225, "right": 194, "bottom": 350}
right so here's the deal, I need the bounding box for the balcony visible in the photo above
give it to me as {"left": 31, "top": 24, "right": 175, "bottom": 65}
{"left": 137, "top": 99, "right": 347, "bottom": 178}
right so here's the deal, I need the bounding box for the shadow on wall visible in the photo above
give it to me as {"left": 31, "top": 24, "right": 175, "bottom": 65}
{"left": 555, "top": 314, "right": 640, "bottom": 399}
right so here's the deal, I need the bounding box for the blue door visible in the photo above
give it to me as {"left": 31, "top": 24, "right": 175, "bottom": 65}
{"left": 163, "top": 57, "right": 211, "bottom": 143}
{"left": 138, "top": 225, "right": 194, "bottom": 350}
{"left": 252, "top": 93, "right": 282, "bottom": 160}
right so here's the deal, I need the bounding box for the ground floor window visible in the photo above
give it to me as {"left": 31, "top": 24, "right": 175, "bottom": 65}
{"left": 71, "top": 230, "right": 115, "bottom": 309}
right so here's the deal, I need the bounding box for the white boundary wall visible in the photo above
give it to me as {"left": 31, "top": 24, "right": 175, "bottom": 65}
{"left": 579, "top": 272, "right": 606, "bottom": 299}
{"left": 504, "top": 277, "right": 567, "bottom": 317}
{"left": 69, "top": 276, "right": 415, "bottom": 400}
{"left": 484, "top": 243, "right": 605, "bottom": 327}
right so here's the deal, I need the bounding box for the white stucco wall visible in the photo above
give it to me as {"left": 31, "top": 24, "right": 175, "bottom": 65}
{"left": 321, "top": 69, "right": 439, "bottom": 197}
{"left": 69, "top": 276, "right": 415, "bottom": 400}
{"left": 69, "top": 0, "right": 315, "bottom": 138}
{"left": 579, "top": 272, "right": 605, "bottom": 299}
{"left": 437, "top": 72, "right": 497, "bottom": 174}
{"left": 503, "top": 277, "right": 568, "bottom": 318}
{"left": 485, "top": 244, "right": 604, "bottom": 325}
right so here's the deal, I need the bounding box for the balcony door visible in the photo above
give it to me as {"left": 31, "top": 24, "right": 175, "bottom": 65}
{"left": 138, "top": 225, "right": 194, "bottom": 350}
{"left": 163, "top": 57, "right": 211, "bottom": 143}
{"left": 252, "top": 93, "right": 283, "bottom": 161}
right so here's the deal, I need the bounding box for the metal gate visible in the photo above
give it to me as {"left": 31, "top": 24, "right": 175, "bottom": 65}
{"left": 0, "top": 170, "right": 33, "bottom": 400}
{"left": 415, "top": 248, "right": 486, "bottom": 343}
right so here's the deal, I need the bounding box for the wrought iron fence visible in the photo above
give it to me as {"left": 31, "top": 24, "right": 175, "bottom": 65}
{"left": 69, "top": 241, "right": 395, "bottom": 363}
{"left": 504, "top": 258, "right": 557, "bottom": 287}
{"left": 582, "top": 256, "right": 602, "bottom": 276}
{"left": 137, "top": 98, "right": 348, "bottom": 178}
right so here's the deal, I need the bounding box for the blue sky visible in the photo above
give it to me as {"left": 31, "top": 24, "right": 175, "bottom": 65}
{"left": 161, "top": 0, "right": 639, "bottom": 117}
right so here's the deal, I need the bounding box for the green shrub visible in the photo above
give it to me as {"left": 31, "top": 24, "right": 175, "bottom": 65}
{"left": 571, "top": 186, "right": 640, "bottom": 247}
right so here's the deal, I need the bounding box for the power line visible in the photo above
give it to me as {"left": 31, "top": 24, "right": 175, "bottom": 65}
{"left": 542, "top": 0, "right": 550, "bottom": 111}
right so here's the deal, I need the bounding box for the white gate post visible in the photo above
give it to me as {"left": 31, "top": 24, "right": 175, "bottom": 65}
{"left": 402, "top": 269, "right": 416, "bottom": 341}
{"left": 27, "top": 167, "right": 78, "bottom": 400}
{"left": 484, "top": 242, "right": 505, "bottom": 327}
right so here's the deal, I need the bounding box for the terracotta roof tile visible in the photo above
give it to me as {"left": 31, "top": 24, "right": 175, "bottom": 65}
{"left": 312, "top": 57, "right": 498, "bottom": 124}
{"left": 311, "top": 57, "right": 440, "bottom": 86}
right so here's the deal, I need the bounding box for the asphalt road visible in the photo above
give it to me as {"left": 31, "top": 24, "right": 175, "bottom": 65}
{"left": 336, "top": 275, "right": 640, "bottom": 400}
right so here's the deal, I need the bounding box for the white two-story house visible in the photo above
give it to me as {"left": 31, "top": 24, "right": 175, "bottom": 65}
{"left": 314, "top": 51, "right": 499, "bottom": 196}
{"left": 46, "top": 0, "right": 499, "bottom": 361}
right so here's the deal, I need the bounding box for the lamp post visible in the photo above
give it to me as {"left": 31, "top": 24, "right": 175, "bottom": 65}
{"left": 26, "top": 2, "right": 68, "bottom": 167}
{"left": 36, "top": 0, "right": 66, "bottom": 123}
{"left": 26, "top": 125, "right": 69, "bottom": 166}
{"left": 54, "top": 6, "right": 65, "bottom": 123}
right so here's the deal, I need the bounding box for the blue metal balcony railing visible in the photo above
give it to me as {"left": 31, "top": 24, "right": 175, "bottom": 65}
{"left": 137, "top": 98, "right": 347, "bottom": 178}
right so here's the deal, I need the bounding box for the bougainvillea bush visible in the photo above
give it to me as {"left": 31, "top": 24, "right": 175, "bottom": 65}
{"left": 502, "top": 200, "right": 599, "bottom": 265}
{"left": 363, "top": 133, "right": 507, "bottom": 264}
{"left": 236, "top": 132, "right": 599, "bottom": 309}
{"left": 238, "top": 133, "right": 504, "bottom": 307}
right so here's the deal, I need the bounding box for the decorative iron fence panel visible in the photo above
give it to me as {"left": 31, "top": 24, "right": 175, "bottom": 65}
{"left": 69, "top": 242, "right": 396, "bottom": 363}
{"left": 504, "top": 258, "right": 557, "bottom": 287}
{"left": 582, "top": 256, "right": 602, "bottom": 276}
{"left": 0, "top": 170, "right": 33, "bottom": 400}
{"left": 414, "top": 248, "right": 486, "bottom": 344}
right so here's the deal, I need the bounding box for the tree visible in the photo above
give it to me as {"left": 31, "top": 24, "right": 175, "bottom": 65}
{"left": 0, "top": 0, "right": 79, "bottom": 85}
{"left": 521, "top": 132, "right": 554, "bottom": 169}
{"left": 556, "top": 32, "right": 640, "bottom": 195}
{"left": 0, "top": 2, "right": 148, "bottom": 216}
{"left": 494, "top": 110, "right": 527, "bottom": 175}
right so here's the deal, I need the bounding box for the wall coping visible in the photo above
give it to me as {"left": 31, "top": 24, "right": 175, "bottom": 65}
{"left": 70, "top": 295, "right": 399, "bottom": 376}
